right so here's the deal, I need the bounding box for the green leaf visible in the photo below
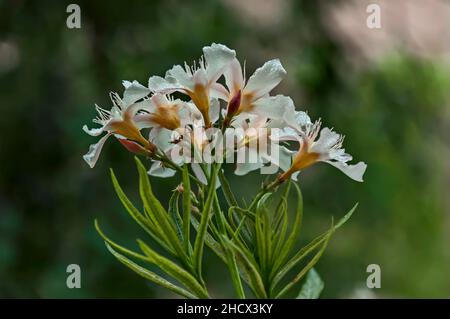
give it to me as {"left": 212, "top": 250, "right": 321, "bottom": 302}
{"left": 271, "top": 231, "right": 328, "bottom": 290}
{"left": 272, "top": 183, "right": 303, "bottom": 273}
{"left": 95, "top": 220, "right": 197, "bottom": 298}
{"left": 225, "top": 238, "right": 267, "bottom": 299}
{"left": 192, "top": 164, "right": 218, "bottom": 279}
{"left": 190, "top": 215, "right": 226, "bottom": 262}
{"left": 168, "top": 191, "right": 183, "bottom": 242}
{"left": 297, "top": 268, "right": 324, "bottom": 299}
{"left": 137, "top": 240, "right": 209, "bottom": 299}
{"left": 134, "top": 157, "right": 187, "bottom": 261}
{"left": 218, "top": 169, "right": 238, "bottom": 207}
{"left": 270, "top": 203, "right": 358, "bottom": 291}
{"left": 213, "top": 192, "right": 227, "bottom": 234}
{"left": 271, "top": 198, "right": 288, "bottom": 263}
{"left": 226, "top": 207, "right": 252, "bottom": 249}
{"left": 95, "top": 219, "right": 150, "bottom": 262}
{"left": 110, "top": 169, "right": 173, "bottom": 254}
{"left": 220, "top": 238, "right": 246, "bottom": 299}
{"left": 182, "top": 165, "right": 191, "bottom": 253}
{"left": 105, "top": 243, "right": 197, "bottom": 299}
{"left": 254, "top": 193, "right": 272, "bottom": 276}
{"left": 335, "top": 203, "right": 358, "bottom": 228}
{"left": 275, "top": 221, "right": 334, "bottom": 298}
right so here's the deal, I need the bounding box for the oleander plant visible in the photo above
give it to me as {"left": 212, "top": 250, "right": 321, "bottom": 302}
{"left": 83, "top": 43, "right": 367, "bottom": 299}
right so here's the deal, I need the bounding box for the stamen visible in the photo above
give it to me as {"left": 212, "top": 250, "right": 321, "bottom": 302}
{"left": 109, "top": 92, "right": 123, "bottom": 110}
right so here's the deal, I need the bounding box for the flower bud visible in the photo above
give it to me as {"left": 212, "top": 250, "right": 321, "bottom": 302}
{"left": 227, "top": 90, "right": 242, "bottom": 117}
{"left": 119, "top": 139, "right": 155, "bottom": 157}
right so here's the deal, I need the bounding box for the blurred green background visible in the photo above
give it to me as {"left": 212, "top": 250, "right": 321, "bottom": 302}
{"left": 1, "top": 0, "right": 449, "bottom": 298}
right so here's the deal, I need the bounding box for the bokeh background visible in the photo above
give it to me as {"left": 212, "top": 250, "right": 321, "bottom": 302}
{"left": 1, "top": 0, "right": 449, "bottom": 298}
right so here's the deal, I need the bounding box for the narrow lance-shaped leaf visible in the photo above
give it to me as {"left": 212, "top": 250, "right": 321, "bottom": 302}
{"left": 227, "top": 206, "right": 254, "bottom": 247}
{"left": 218, "top": 169, "right": 238, "bottom": 207}
{"left": 110, "top": 169, "right": 173, "bottom": 254}
{"left": 225, "top": 238, "right": 267, "bottom": 298}
{"left": 192, "top": 164, "right": 218, "bottom": 279}
{"left": 95, "top": 219, "right": 152, "bottom": 263}
{"left": 138, "top": 240, "right": 209, "bottom": 299}
{"left": 95, "top": 220, "right": 196, "bottom": 299}
{"left": 190, "top": 215, "right": 226, "bottom": 262}
{"left": 271, "top": 203, "right": 358, "bottom": 287}
{"left": 271, "top": 199, "right": 288, "bottom": 263}
{"left": 217, "top": 235, "right": 246, "bottom": 299}
{"left": 182, "top": 165, "right": 191, "bottom": 254}
{"left": 275, "top": 221, "right": 334, "bottom": 298}
{"left": 272, "top": 183, "right": 303, "bottom": 273}
{"left": 272, "top": 180, "right": 291, "bottom": 244}
{"left": 106, "top": 243, "right": 197, "bottom": 299}
{"left": 168, "top": 191, "right": 183, "bottom": 242}
{"left": 135, "top": 157, "right": 188, "bottom": 262}
{"left": 254, "top": 193, "right": 272, "bottom": 276}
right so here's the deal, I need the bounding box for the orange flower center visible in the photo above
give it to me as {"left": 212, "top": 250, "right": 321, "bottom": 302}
{"left": 189, "top": 83, "right": 211, "bottom": 127}
{"left": 150, "top": 105, "right": 181, "bottom": 131}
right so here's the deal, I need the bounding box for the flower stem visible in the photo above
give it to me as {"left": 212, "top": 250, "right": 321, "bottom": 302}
{"left": 248, "top": 176, "right": 284, "bottom": 211}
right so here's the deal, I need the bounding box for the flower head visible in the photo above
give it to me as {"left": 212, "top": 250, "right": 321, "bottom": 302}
{"left": 134, "top": 93, "right": 196, "bottom": 131}
{"left": 83, "top": 81, "right": 155, "bottom": 168}
{"left": 228, "top": 115, "right": 293, "bottom": 176}
{"left": 220, "top": 57, "right": 295, "bottom": 125}
{"left": 83, "top": 43, "right": 367, "bottom": 188}
{"left": 278, "top": 112, "right": 367, "bottom": 182}
{"left": 148, "top": 43, "right": 236, "bottom": 127}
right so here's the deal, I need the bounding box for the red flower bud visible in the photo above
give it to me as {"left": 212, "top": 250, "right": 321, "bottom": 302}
{"left": 227, "top": 90, "right": 241, "bottom": 116}
{"left": 118, "top": 139, "right": 152, "bottom": 156}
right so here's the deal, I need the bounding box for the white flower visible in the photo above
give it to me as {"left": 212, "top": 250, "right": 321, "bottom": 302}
{"left": 219, "top": 57, "right": 295, "bottom": 125}
{"left": 278, "top": 111, "right": 367, "bottom": 182}
{"left": 230, "top": 116, "right": 293, "bottom": 176}
{"left": 83, "top": 43, "right": 367, "bottom": 187}
{"left": 82, "top": 81, "right": 154, "bottom": 168}
{"left": 148, "top": 123, "right": 221, "bottom": 185}
{"left": 133, "top": 93, "right": 197, "bottom": 131}
{"left": 148, "top": 43, "right": 236, "bottom": 127}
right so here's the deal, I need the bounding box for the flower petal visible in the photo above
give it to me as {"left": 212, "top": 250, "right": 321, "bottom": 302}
{"left": 224, "top": 58, "right": 244, "bottom": 95}
{"left": 291, "top": 171, "right": 300, "bottom": 181}
{"left": 234, "top": 161, "right": 263, "bottom": 176}
{"left": 122, "top": 80, "right": 150, "bottom": 105}
{"left": 210, "top": 82, "right": 229, "bottom": 101}
{"left": 274, "top": 146, "right": 294, "bottom": 172}
{"left": 326, "top": 161, "right": 367, "bottom": 182}
{"left": 83, "top": 133, "right": 111, "bottom": 168}
{"left": 167, "top": 64, "right": 194, "bottom": 90}
{"left": 149, "top": 127, "right": 173, "bottom": 152}
{"left": 148, "top": 75, "right": 179, "bottom": 93}
{"left": 209, "top": 98, "right": 221, "bottom": 124}
{"left": 148, "top": 161, "right": 176, "bottom": 178}
{"left": 311, "top": 127, "right": 341, "bottom": 156}
{"left": 192, "top": 68, "right": 208, "bottom": 87}
{"left": 203, "top": 43, "right": 236, "bottom": 84}
{"left": 82, "top": 125, "right": 104, "bottom": 137}
{"left": 244, "top": 59, "right": 286, "bottom": 99}
{"left": 283, "top": 110, "right": 312, "bottom": 131}
{"left": 250, "top": 95, "right": 295, "bottom": 120}
{"left": 235, "top": 147, "right": 263, "bottom": 175}
{"left": 150, "top": 93, "right": 171, "bottom": 107}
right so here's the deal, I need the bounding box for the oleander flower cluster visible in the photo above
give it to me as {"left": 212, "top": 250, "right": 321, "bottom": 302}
{"left": 83, "top": 43, "right": 366, "bottom": 184}
{"left": 84, "top": 43, "right": 367, "bottom": 299}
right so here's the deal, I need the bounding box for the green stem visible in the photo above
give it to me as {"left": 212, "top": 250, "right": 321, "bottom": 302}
{"left": 213, "top": 172, "right": 246, "bottom": 298}
{"left": 182, "top": 166, "right": 191, "bottom": 255}
{"left": 248, "top": 179, "right": 281, "bottom": 212}
{"left": 192, "top": 163, "right": 220, "bottom": 282}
